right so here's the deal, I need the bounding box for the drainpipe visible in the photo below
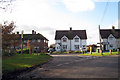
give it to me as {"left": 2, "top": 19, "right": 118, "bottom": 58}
{"left": 70, "top": 39, "right": 71, "bottom": 50}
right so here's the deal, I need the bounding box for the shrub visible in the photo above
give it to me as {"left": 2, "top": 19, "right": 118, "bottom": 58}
{"left": 112, "top": 49, "right": 116, "bottom": 52}
{"left": 52, "top": 51, "right": 57, "bottom": 54}
{"left": 2, "top": 49, "right": 16, "bottom": 56}
{"left": 67, "top": 50, "right": 73, "bottom": 53}
{"left": 17, "top": 48, "right": 29, "bottom": 54}
{"left": 74, "top": 50, "right": 81, "bottom": 53}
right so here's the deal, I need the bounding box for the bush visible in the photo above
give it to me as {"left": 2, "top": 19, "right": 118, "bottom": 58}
{"left": 112, "top": 49, "right": 116, "bottom": 52}
{"left": 17, "top": 48, "right": 29, "bottom": 54}
{"left": 67, "top": 50, "right": 73, "bottom": 53}
{"left": 2, "top": 49, "right": 16, "bottom": 56}
{"left": 74, "top": 50, "right": 81, "bottom": 53}
{"left": 52, "top": 51, "right": 63, "bottom": 54}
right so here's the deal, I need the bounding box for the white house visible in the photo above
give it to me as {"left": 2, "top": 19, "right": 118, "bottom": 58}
{"left": 100, "top": 26, "right": 120, "bottom": 51}
{"left": 55, "top": 27, "right": 87, "bottom": 52}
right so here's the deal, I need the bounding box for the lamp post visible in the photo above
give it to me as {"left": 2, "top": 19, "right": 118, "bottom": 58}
{"left": 21, "top": 30, "right": 24, "bottom": 54}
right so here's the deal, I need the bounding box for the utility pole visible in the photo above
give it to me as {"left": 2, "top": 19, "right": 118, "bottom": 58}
{"left": 99, "top": 25, "right": 103, "bottom": 55}
{"left": 21, "top": 30, "right": 24, "bottom": 54}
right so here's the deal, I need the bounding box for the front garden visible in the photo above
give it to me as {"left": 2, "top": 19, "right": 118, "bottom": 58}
{"left": 2, "top": 53, "right": 52, "bottom": 74}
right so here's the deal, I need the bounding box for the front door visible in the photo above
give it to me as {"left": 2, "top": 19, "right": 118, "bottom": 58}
{"left": 103, "top": 45, "right": 106, "bottom": 51}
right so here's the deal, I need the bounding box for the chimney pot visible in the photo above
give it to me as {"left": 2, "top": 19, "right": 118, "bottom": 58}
{"left": 32, "top": 30, "right": 34, "bottom": 34}
{"left": 70, "top": 27, "right": 72, "bottom": 30}
{"left": 112, "top": 26, "right": 115, "bottom": 29}
{"left": 17, "top": 32, "right": 19, "bottom": 34}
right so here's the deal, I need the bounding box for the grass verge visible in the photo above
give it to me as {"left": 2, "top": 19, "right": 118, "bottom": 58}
{"left": 2, "top": 53, "right": 52, "bottom": 73}
{"left": 80, "top": 52, "right": 119, "bottom": 56}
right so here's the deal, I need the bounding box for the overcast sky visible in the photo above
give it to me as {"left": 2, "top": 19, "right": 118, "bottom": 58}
{"left": 0, "top": 0, "right": 119, "bottom": 46}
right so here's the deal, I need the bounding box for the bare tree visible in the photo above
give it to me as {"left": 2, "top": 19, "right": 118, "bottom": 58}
{"left": 0, "top": 0, "right": 16, "bottom": 12}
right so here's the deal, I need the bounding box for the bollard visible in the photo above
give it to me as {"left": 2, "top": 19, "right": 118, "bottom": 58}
{"left": 109, "top": 50, "right": 112, "bottom": 54}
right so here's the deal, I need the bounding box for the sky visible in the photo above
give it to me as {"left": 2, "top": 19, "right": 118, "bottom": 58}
{"left": 0, "top": 0, "right": 119, "bottom": 46}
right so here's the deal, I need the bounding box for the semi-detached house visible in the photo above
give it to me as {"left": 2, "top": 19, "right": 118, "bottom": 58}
{"left": 100, "top": 26, "right": 120, "bottom": 51}
{"left": 55, "top": 28, "right": 87, "bottom": 52}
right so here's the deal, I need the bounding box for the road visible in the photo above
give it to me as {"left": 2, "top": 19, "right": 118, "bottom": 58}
{"left": 18, "top": 54, "right": 119, "bottom": 78}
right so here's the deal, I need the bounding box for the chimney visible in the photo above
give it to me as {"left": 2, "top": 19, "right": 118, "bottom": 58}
{"left": 70, "top": 27, "right": 72, "bottom": 31}
{"left": 34, "top": 31, "right": 36, "bottom": 34}
{"left": 17, "top": 32, "right": 19, "bottom": 34}
{"left": 32, "top": 30, "right": 34, "bottom": 34}
{"left": 112, "top": 26, "right": 115, "bottom": 29}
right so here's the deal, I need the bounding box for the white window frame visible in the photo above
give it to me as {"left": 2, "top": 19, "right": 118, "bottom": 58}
{"left": 74, "top": 38, "right": 79, "bottom": 42}
{"left": 63, "top": 45, "right": 67, "bottom": 49}
{"left": 74, "top": 45, "right": 79, "bottom": 50}
{"left": 63, "top": 38, "right": 67, "bottom": 42}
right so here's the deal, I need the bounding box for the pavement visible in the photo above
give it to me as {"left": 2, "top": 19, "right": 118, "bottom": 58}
{"left": 18, "top": 54, "right": 120, "bottom": 78}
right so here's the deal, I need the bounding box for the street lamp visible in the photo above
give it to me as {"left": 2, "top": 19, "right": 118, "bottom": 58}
{"left": 21, "top": 30, "right": 24, "bottom": 54}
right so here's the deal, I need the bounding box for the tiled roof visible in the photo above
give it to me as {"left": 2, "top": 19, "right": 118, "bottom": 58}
{"left": 100, "top": 29, "right": 120, "bottom": 39}
{"left": 55, "top": 30, "right": 87, "bottom": 40}
{"left": 17, "top": 34, "right": 49, "bottom": 41}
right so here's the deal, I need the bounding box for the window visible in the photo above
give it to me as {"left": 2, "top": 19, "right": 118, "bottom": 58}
{"left": 11, "top": 46, "right": 14, "bottom": 48}
{"left": 63, "top": 38, "right": 67, "bottom": 42}
{"left": 32, "top": 39, "right": 35, "bottom": 43}
{"left": 57, "top": 47, "right": 59, "bottom": 49}
{"left": 75, "top": 38, "right": 79, "bottom": 42}
{"left": 75, "top": 45, "right": 79, "bottom": 49}
{"left": 24, "top": 40, "right": 27, "bottom": 43}
{"left": 110, "top": 44, "right": 113, "bottom": 47}
{"left": 63, "top": 45, "right": 67, "bottom": 49}
{"left": 109, "top": 36, "right": 113, "bottom": 40}
{"left": 38, "top": 39, "right": 41, "bottom": 42}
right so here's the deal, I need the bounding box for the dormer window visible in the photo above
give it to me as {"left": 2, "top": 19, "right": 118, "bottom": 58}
{"left": 75, "top": 38, "right": 79, "bottom": 42}
{"left": 63, "top": 38, "right": 67, "bottom": 42}
{"left": 109, "top": 36, "right": 113, "bottom": 40}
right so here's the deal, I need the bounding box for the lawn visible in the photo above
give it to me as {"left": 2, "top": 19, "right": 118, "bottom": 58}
{"left": 2, "top": 53, "right": 52, "bottom": 73}
{"left": 80, "top": 52, "right": 119, "bottom": 56}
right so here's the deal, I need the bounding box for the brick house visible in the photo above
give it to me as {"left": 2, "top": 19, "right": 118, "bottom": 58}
{"left": 11, "top": 30, "right": 49, "bottom": 53}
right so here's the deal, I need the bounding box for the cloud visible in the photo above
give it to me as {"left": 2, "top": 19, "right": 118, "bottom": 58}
{"left": 94, "top": 0, "right": 119, "bottom": 2}
{"left": 62, "top": 0, "right": 95, "bottom": 12}
{"left": 1, "top": 0, "right": 115, "bottom": 46}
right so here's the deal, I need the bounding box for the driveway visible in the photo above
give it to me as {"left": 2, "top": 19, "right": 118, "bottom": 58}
{"left": 18, "top": 54, "right": 119, "bottom": 78}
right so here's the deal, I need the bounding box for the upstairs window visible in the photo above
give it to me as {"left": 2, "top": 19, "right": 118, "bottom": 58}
{"left": 109, "top": 36, "right": 114, "bottom": 40}
{"left": 63, "top": 38, "right": 67, "bottom": 42}
{"left": 75, "top": 38, "right": 79, "bottom": 42}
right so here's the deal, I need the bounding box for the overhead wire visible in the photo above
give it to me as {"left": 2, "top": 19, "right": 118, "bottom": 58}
{"left": 99, "top": 0, "right": 109, "bottom": 25}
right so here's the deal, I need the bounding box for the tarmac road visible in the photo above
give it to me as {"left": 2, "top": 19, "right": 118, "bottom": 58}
{"left": 18, "top": 54, "right": 119, "bottom": 78}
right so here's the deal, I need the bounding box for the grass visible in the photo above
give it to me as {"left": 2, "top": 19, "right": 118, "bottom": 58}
{"left": 80, "top": 52, "right": 119, "bottom": 56}
{"left": 2, "top": 53, "right": 52, "bottom": 73}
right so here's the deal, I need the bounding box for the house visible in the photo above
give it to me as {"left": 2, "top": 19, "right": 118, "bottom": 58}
{"left": 55, "top": 27, "right": 87, "bottom": 52}
{"left": 11, "top": 30, "right": 49, "bottom": 53}
{"left": 99, "top": 26, "right": 120, "bottom": 51}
